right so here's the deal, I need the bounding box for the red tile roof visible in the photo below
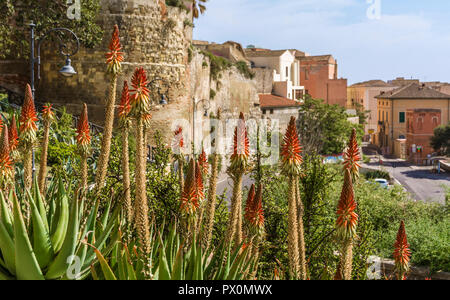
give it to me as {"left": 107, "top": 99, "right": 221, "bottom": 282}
{"left": 259, "top": 94, "right": 301, "bottom": 108}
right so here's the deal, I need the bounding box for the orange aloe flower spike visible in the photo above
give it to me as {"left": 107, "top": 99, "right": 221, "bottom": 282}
{"left": 180, "top": 159, "right": 199, "bottom": 215}
{"left": 281, "top": 117, "right": 303, "bottom": 176}
{"left": 195, "top": 160, "right": 205, "bottom": 202}
{"left": 19, "top": 84, "right": 38, "bottom": 145}
{"left": 336, "top": 169, "right": 358, "bottom": 239}
{"left": 118, "top": 81, "right": 131, "bottom": 122}
{"left": 230, "top": 112, "right": 250, "bottom": 171}
{"left": 393, "top": 221, "right": 411, "bottom": 277}
{"left": 172, "top": 126, "right": 184, "bottom": 155}
{"left": 76, "top": 103, "right": 91, "bottom": 155}
{"left": 8, "top": 115, "right": 19, "bottom": 152}
{"left": 0, "top": 125, "right": 14, "bottom": 184}
{"left": 105, "top": 25, "right": 124, "bottom": 74}
{"left": 245, "top": 184, "right": 265, "bottom": 229}
{"left": 198, "top": 147, "right": 209, "bottom": 175}
{"left": 42, "top": 103, "right": 55, "bottom": 123}
{"left": 343, "top": 128, "right": 361, "bottom": 178}
{"left": 130, "top": 67, "right": 151, "bottom": 115}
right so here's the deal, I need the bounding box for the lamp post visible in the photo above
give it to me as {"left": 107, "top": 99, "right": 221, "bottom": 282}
{"left": 192, "top": 97, "right": 210, "bottom": 155}
{"left": 29, "top": 22, "right": 80, "bottom": 179}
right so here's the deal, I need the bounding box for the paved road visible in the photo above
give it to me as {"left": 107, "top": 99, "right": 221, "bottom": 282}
{"left": 363, "top": 158, "right": 450, "bottom": 204}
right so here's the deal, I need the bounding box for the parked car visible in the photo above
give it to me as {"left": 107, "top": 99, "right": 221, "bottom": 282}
{"left": 373, "top": 178, "right": 389, "bottom": 189}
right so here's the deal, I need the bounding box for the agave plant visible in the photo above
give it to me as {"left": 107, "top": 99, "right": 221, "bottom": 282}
{"left": 19, "top": 84, "right": 38, "bottom": 190}
{"left": 0, "top": 177, "right": 119, "bottom": 280}
{"left": 280, "top": 116, "right": 305, "bottom": 279}
{"left": 118, "top": 81, "right": 132, "bottom": 224}
{"left": 226, "top": 112, "right": 250, "bottom": 247}
{"left": 38, "top": 104, "right": 55, "bottom": 194}
{"left": 91, "top": 224, "right": 257, "bottom": 280}
{"left": 95, "top": 25, "right": 124, "bottom": 193}
{"left": 393, "top": 221, "right": 411, "bottom": 280}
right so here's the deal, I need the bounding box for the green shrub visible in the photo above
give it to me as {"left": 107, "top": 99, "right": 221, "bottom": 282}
{"left": 364, "top": 170, "right": 390, "bottom": 181}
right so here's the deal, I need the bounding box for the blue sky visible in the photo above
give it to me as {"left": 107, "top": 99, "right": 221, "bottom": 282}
{"left": 193, "top": 0, "right": 450, "bottom": 84}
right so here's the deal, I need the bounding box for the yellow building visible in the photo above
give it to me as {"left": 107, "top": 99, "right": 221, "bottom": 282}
{"left": 375, "top": 83, "right": 450, "bottom": 158}
{"left": 347, "top": 80, "right": 397, "bottom": 141}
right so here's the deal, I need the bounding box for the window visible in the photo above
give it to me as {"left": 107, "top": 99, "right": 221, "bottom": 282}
{"left": 286, "top": 67, "right": 289, "bottom": 78}
{"left": 399, "top": 112, "right": 405, "bottom": 123}
{"left": 262, "top": 109, "right": 266, "bottom": 115}
{"left": 270, "top": 109, "right": 274, "bottom": 114}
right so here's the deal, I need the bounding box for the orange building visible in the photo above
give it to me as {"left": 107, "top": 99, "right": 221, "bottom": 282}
{"left": 298, "top": 54, "right": 348, "bottom": 107}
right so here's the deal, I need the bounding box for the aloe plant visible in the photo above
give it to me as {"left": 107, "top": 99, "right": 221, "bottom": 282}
{"left": 76, "top": 104, "right": 91, "bottom": 191}
{"left": 172, "top": 126, "right": 185, "bottom": 195}
{"left": 0, "top": 177, "right": 120, "bottom": 280}
{"left": 281, "top": 117, "right": 304, "bottom": 279}
{"left": 118, "top": 81, "right": 132, "bottom": 224}
{"left": 0, "top": 124, "right": 14, "bottom": 190}
{"left": 393, "top": 221, "right": 411, "bottom": 280}
{"left": 226, "top": 112, "right": 250, "bottom": 247}
{"left": 91, "top": 225, "right": 257, "bottom": 280}
{"left": 95, "top": 25, "right": 124, "bottom": 193}
{"left": 19, "top": 84, "right": 38, "bottom": 190}
{"left": 7, "top": 115, "right": 19, "bottom": 162}
{"left": 38, "top": 104, "right": 55, "bottom": 195}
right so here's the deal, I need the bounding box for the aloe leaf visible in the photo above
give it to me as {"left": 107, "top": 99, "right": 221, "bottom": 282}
{"left": 50, "top": 179, "right": 69, "bottom": 252}
{"left": 0, "top": 217, "right": 15, "bottom": 275}
{"left": 27, "top": 190, "right": 54, "bottom": 269}
{"left": 45, "top": 195, "right": 79, "bottom": 279}
{"left": 12, "top": 193, "right": 45, "bottom": 280}
{"left": 0, "top": 192, "right": 13, "bottom": 238}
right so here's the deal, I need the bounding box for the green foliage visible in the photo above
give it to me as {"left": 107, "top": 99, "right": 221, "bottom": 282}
{"left": 165, "top": 0, "right": 190, "bottom": 11}
{"left": 430, "top": 123, "right": 450, "bottom": 155}
{"left": 209, "top": 89, "right": 216, "bottom": 100}
{"left": 0, "top": 0, "right": 103, "bottom": 59}
{"left": 353, "top": 102, "right": 370, "bottom": 126}
{"left": 201, "top": 50, "right": 232, "bottom": 81}
{"left": 364, "top": 170, "right": 391, "bottom": 181}
{"left": 297, "top": 96, "right": 364, "bottom": 155}
{"left": 0, "top": 177, "right": 120, "bottom": 280}
{"left": 235, "top": 61, "right": 255, "bottom": 80}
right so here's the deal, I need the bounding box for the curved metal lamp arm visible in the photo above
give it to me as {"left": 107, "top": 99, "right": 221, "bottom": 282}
{"left": 36, "top": 27, "right": 80, "bottom": 80}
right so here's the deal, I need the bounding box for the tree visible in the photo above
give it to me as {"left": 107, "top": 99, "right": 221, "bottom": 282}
{"left": 430, "top": 123, "right": 450, "bottom": 156}
{"left": 0, "top": 0, "right": 102, "bottom": 59}
{"left": 297, "top": 96, "right": 364, "bottom": 155}
{"left": 190, "top": 0, "right": 208, "bottom": 19}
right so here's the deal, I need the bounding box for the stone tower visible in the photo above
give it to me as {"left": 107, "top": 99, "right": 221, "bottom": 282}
{"left": 37, "top": 0, "right": 194, "bottom": 140}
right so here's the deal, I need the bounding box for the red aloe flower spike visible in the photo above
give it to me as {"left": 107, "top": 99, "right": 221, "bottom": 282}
{"left": 245, "top": 184, "right": 265, "bottom": 229}
{"left": 141, "top": 113, "right": 153, "bottom": 129}
{"left": 41, "top": 103, "right": 55, "bottom": 122}
{"left": 172, "top": 126, "right": 184, "bottom": 155}
{"left": 230, "top": 112, "right": 250, "bottom": 171}
{"left": 8, "top": 115, "right": 19, "bottom": 152}
{"left": 195, "top": 160, "right": 205, "bottom": 202}
{"left": 198, "top": 147, "right": 209, "bottom": 175}
{"left": 180, "top": 159, "right": 199, "bottom": 215}
{"left": 0, "top": 124, "right": 14, "bottom": 184}
{"left": 393, "top": 221, "right": 411, "bottom": 278}
{"left": 281, "top": 117, "right": 303, "bottom": 176}
{"left": 19, "top": 84, "right": 38, "bottom": 146}
{"left": 118, "top": 81, "right": 131, "bottom": 122}
{"left": 130, "top": 67, "right": 151, "bottom": 115}
{"left": 343, "top": 128, "right": 361, "bottom": 178}
{"left": 105, "top": 25, "right": 124, "bottom": 74}
{"left": 0, "top": 118, "right": 3, "bottom": 133}
{"left": 76, "top": 103, "right": 91, "bottom": 154}
{"left": 336, "top": 169, "right": 358, "bottom": 240}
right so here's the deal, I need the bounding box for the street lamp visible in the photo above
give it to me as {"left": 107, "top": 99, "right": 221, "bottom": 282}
{"left": 192, "top": 97, "right": 210, "bottom": 155}
{"left": 29, "top": 22, "right": 80, "bottom": 178}
{"left": 147, "top": 77, "right": 169, "bottom": 105}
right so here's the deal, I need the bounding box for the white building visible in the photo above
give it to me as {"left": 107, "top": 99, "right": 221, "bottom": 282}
{"left": 245, "top": 49, "right": 304, "bottom": 100}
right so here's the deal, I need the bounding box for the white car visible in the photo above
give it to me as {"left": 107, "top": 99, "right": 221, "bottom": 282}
{"left": 374, "top": 179, "right": 389, "bottom": 189}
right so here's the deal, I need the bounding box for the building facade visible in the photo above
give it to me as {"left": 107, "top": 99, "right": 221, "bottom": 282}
{"left": 258, "top": 94, "right": 301, "bottom": 133}
{"left": 375, "top": 83, "right": 450, "bottom": 160}
{"left": 298, "top": 54, "right": 347, "bottom": 107}
{"left": 347, "top": 80, "right": 398, "bottom": 141}
{"left": 245, "top": 49, "right": 304, "bottom": 100}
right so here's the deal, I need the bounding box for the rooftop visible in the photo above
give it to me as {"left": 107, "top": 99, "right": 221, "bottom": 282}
{"left": 259, "top": 94, "right": 301, "bottom": 108}
{"left": 350, "top": 80, "right": 394, "bottom": 88}
{"left": 376, "top": 83, "right": 450, "bottom": 99}
{"left": 244, "top": 49, "right": 291, "bottom": 58}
